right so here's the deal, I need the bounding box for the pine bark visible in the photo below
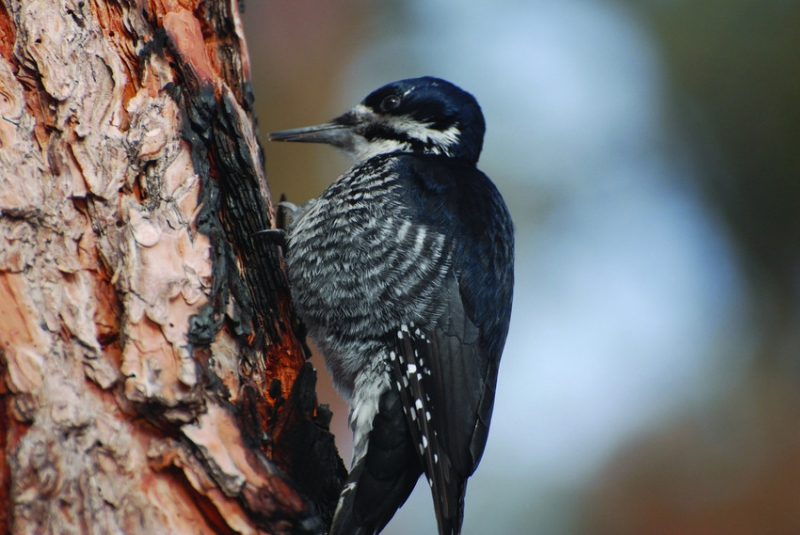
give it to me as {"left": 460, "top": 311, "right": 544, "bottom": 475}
{"left": 0, "top": 1, "right": 345, "bottom": 533}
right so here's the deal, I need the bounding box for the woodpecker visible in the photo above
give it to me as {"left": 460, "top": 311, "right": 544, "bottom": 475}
{"left": 269, "top": 77, "right": 514, "bottom": 535}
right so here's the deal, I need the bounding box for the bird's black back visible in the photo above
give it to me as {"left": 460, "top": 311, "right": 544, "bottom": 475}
{"left": 393, "top": 153, "right": 514, "bottom": 476}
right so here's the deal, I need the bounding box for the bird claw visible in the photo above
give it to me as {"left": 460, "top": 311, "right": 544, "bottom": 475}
{"left": 277, "top": 200, "right": 299, "bottom": 214}
{"left": 253, "top": 228, "right": 287, "bottom": 248}
{"left": 274, "top": 195, "right": 300, "bottom": 231}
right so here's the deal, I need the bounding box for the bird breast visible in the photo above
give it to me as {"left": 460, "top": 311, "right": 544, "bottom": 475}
{"left": 285, "top": 156, "right": 453, "bottom": 396}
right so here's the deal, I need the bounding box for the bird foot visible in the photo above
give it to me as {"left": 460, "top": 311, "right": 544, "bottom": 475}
{"left": 253, "top": 228, "right": 287, "bottom": 248}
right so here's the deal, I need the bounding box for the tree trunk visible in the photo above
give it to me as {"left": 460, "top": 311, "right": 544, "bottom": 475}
{"left": 0, "top": 1, "right": 345, "bottom": 533}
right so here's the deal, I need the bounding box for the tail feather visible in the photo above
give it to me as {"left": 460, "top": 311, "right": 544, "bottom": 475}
{"left": 330, "top": 388, "right": 422, "bottom": 535}
{"left": 432, "top": 477, "right": 466, "bottom": 535}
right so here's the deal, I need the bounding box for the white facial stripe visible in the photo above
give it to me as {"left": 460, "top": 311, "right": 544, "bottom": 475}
{"left": 352, "top": 103, "right": 378, "bottom": 121}
{"left": 385, "top": 116, "right": 460, "bottom": 153}
{"left": 425, "top": 123, "right": 460, "bottom": 147}
{"left": 341, "top": 104, "right": 461, "bottom": 163}
{"left": 350, "top": 137, "right": 410, "bottom": 162}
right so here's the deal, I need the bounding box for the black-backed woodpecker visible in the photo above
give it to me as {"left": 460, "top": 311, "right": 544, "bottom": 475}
{"left": 269, "top": 76, "right": 514, "bottom": 535}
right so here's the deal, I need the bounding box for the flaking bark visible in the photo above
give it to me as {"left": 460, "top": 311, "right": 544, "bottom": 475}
{"left": 0, "top": 1, "right": 345, "bottom": 533}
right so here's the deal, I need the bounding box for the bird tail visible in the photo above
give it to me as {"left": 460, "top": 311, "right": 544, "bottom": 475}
{"left": 430, "top": 462, "right": 467, "bottom": 535}
{"left": 329, "top": 389, "right": 422, "bottom": 535}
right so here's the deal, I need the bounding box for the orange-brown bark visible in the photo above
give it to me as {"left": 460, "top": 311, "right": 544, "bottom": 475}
{"left": 0, "top": 1, "right": 344, "bottom": 533}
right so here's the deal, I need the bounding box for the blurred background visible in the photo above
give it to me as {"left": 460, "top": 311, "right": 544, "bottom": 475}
{"left": 243, "top": 1, "right": 800, "bottom": 533}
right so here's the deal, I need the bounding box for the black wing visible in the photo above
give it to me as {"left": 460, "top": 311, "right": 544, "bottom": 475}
{"left": 387, "top": 278, "right": 486, "bottom": 535}
{"left": 388, "top": 155, "right": 514, "bottom": 535}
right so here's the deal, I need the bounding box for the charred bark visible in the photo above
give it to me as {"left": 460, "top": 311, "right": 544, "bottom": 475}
{"left": 0, "top": 1, "right": 345, "bottom": 533}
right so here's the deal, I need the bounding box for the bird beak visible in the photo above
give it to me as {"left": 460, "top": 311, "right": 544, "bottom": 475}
{"left": 269, "top": 110, "right": 362, "bottom": 147}
{"left": 268, "top": 122, "right": 350, "bottom": 144}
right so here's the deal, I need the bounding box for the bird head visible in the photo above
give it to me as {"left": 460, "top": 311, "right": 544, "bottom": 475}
{"left": 269, "top": 76, "right": 486, "bottom": 165}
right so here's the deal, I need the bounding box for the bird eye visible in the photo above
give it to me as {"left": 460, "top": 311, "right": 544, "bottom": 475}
{"left": 380, "top": 95, "right": 402, "bottom": 112}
